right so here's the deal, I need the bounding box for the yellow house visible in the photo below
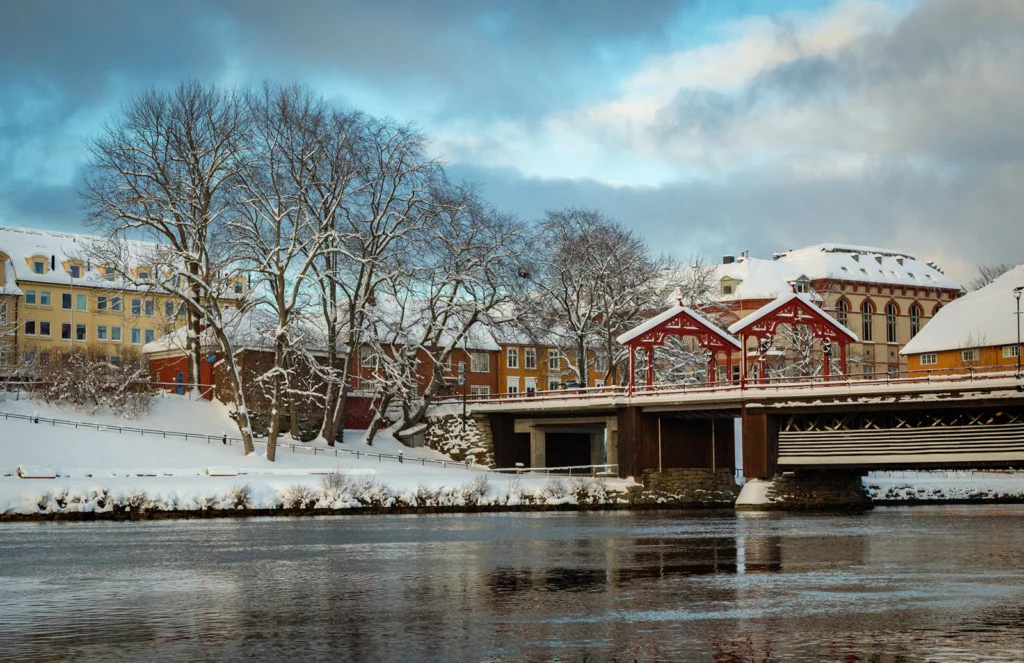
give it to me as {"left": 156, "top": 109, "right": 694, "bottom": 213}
{"left": 0, "top": 226, "right": 245, "bottom": 371}
{"left": 901, "top": 264, "right": 1024, "bottom": 373}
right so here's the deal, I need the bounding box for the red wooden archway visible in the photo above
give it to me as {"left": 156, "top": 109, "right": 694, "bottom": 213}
{"left": 617, "top": 302, "right": 742, "bottom": 394}
{"left": 727, "top": 291, "right": 858, "bottom": 385}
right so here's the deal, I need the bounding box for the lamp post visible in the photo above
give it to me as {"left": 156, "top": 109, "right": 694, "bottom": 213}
{"left": 1014, "top": 287, "right": 1022, "bottom": 381}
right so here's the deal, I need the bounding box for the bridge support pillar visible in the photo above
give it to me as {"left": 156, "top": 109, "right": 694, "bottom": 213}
{"left": 530, "top": 428, "right": 546, "bottom": 469}
{"left": 741, "top": 407, "right": 778, "bottom": 480}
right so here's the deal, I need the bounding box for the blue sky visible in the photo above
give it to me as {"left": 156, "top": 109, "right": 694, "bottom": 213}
{"left": 1, "top": 0, "right": 1021, "bottom": 282}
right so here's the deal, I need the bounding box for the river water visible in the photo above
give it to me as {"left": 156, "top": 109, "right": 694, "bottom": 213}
{"left": 1, "top": 507, "right": 1023, "bottom": 662}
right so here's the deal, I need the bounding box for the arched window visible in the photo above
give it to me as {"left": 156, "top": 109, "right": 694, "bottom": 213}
{"left": 835, "top": 299, "right": 849, "bottom": 329}
{"left": 886, "top": 303, "right": 898, "bottom": 344}
{"left": 861, "top": 301, "right": 874, "bottom": 342}
{"left": 909, "top": 304, "right": 922, "bottom": 338}
{"left": 933, "top": 303, "right": 942, "bottom": 316}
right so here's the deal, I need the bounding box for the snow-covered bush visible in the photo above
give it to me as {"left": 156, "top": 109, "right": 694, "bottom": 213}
{"left": 319, "top": 471, "right": 352, "bottom": 501}
{"left": 284, "top": 484, "right": 315, "bottom": 509}
{"left": 542, "top": 478, "right": 569, "bottom": 500}
{"left": 228, "top": 484, "right": 253, "bottom": 509}
{"left": 571, "top": 477, "right": 610, "bottom": 505}
{"left": 32, "top": 347, "right": 154, "bottom": 416}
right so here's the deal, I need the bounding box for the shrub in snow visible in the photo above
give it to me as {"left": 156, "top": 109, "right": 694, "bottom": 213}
{"left": 284, "top": 484, "right": 315, "bottom": 510}
{"left": 409, "top": 483, "right": 439, "bottom": 507}
{"left": 571, "top": 478, "right": 610, "bottom": 505}
{"left": 542, "top": 478, "right": 569, "bottom": 500}
{"left": 319, "top": 470, "right": 353, "bottom": 501}
{"left": 35, "top": 493, "right": 51, "bottom": 512}
{"left": 229, "top": 484, "right": 253, "bottom": 509}
{"left": 352, "top": 479, "right": 395, "bottom": 508}
{"left": 123, "top": 488, "right": 149, "bottom": 512}
{"left": 31, "top": 346, "right": 154, "bottom": 416}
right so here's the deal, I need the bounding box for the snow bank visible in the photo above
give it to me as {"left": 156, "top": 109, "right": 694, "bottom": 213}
{"left": 0, "top": 396, "right": 635, "bottom": 516}
{"left": 867, "top": 470, "right": 1024, "bottom": 502}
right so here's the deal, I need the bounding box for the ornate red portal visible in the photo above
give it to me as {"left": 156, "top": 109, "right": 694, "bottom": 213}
{"left": 727, "top": 292, "right": 858, "bottom": 384}
{"left": 616, "top": 302, "right": 743, "bottom": 393}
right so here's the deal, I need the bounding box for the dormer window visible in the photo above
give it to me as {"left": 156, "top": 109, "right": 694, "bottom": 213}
{"left": 138, "top": 270, "right": 149, "bottom": 280}
{"left": 104, "top": 267, "right": 115, "bottom": 280}
{"left": 33, "top": 261, "right": 44, "bottom": 274}
{"left": 234, "top": 281, "right": 243, "bottom": 294}
{"left": 722, "top": 285, "right": 733, "bottom": 295}
{"left": 69, "top": 265, "right": 81, "bottom": 278}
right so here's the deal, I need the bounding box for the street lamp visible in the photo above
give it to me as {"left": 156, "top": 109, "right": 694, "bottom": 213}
{"left": 1014, "top": 287, "right": 1022, "bottom": 381}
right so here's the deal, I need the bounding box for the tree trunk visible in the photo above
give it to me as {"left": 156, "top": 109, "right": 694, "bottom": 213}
{"left": 363, "top": 393, "right": 393, "bottom": 445}
{"left": 216, "top": 335, "right": 255, "bottom": 455}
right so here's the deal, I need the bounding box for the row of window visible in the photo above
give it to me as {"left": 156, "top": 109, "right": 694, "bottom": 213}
{"left": 22, "top": 320, "right": 155, "bottom": 344}
{"left": 18, "top": 350, "right": 143, "bottom": 369}
{"left": 835, "top": 301, "right": 934, "bottom": 344}
{"left": 23, "top": 290, "right": 184, "bottom": 317}
{"left": 505, "top": 347, "right": 606, "bottom": 372}
{"left": 918, "top": 346, "right": 1020, "bottom": 367}
{"left": 503, "top": 376, "right": 606, "bottom": 394}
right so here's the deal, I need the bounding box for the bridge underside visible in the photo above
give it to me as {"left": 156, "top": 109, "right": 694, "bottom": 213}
{"left": 487, "top": 400, "right": 1024, "bottom": 480}
{"left": 774, "top": 405, "right": 1024, "bottom": 471}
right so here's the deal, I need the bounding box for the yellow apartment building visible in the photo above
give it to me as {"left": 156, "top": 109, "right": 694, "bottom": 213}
{"left": 0, "top": 226, "right": 243, "bottom": 370}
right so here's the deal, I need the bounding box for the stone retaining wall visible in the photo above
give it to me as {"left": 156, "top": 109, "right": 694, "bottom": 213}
{"left": 755, "top": 470, "right": 871, "bottom": 511}
{"left": 422, "top": 412, "right": 495, "bottom": 467}
{"left": 630, "top": 468, "right": 740, "bottom": 507}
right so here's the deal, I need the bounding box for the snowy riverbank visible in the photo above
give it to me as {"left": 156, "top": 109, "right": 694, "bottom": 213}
{"left": 0, "top": 394, "right": 636, "bottom": 519}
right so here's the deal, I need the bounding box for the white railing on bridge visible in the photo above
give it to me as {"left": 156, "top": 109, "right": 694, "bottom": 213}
{"left": 435, "top": 365, "right": 1021, "bottom": 406}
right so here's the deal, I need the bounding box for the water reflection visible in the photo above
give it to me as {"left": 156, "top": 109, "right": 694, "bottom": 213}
{"left": 0, "top": 508, "right": 1023, "bottom": 661}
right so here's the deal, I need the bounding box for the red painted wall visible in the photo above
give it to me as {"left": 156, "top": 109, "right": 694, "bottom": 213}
{"left": 149, "top": 355, "right": 216, "bottom": 400}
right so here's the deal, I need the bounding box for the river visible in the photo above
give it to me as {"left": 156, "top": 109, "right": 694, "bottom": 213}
{"left": 1, "top": 507, "right": 1023, "bottom": 662}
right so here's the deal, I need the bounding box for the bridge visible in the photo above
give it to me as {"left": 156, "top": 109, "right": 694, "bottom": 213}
{"left": 438, "top": 367, "right": 1024, "bottom": 481}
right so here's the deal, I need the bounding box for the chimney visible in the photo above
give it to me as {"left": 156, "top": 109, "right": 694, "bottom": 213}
{"left": 722, "top": 254, "right": 735, "bottom": 265}
{"left": 772, "top": 252, "right": 782, "bottom": 261}
{"left": 896, "top": 258, "right": 904, "bottom": 266}
{"left": 851, "top": 254, "right": 860, "bottom": 262}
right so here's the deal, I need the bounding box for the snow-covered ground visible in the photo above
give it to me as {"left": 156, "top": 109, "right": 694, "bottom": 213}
{"left": 866, "top": 470, "right": 1024, "bottom": 502}
{"left": 0, "top": 394, "right": 635, "bottom": 517}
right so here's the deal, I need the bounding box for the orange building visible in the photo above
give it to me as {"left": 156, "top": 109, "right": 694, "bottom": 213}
{"left": 901, "top": 264, "right": 1024, "bottom": 374}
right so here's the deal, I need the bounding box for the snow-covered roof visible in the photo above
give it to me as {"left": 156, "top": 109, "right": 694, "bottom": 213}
{"left": 0, "top": 226, "right": 159, "bottom": 289}
{"left": 0, "top": 255, "right": 22, "bottom": 296}
{"left": 143, "top": 307, "right": 344, "bottom": 356}
{"left": 728, "top": 291, "right": 859, "bottom": 342}
{"left": 366, "top": 297, "right": 501, "bottom": 352}
{"left": 616, "top": 304, "right": 742, "bottom": 349}
{"left": 699, "top": 243, "right": 962, "bottom": 303}
{"left": 900, "top": 264, "right": 1024, "bottom": 355}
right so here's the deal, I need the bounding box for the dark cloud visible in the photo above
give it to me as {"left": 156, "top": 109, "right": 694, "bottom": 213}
{"left": 450, "top": 159, "right": 1024, "bottom": 283}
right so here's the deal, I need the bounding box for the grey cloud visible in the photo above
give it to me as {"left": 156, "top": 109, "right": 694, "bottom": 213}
{"left": 449, "top": 160, "right": 1024, "bottom": 283}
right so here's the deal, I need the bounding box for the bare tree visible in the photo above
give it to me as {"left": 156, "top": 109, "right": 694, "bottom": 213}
{"left": 79, "top": 81, "right": 258, "bottom": 455}
{"left": 228, "top": 83, "right": 338, "bottom": 460}
{"left": 968, "top": 263, "right": 1013, "bottom": 291}
{"left": 525, "top": 209, "right": 668, "bottom": 386}
{"left": 309, "top": 117, "right": 440, "bottom": 445}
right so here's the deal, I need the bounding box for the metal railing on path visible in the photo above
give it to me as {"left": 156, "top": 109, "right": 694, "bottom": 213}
{"left": 0, "top": 408, "right": 617, "bottom": 478}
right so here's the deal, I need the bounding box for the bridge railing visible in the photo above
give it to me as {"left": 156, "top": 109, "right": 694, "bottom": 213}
{"left": 435, "top": 364, "right": 1020, "bottom": 406}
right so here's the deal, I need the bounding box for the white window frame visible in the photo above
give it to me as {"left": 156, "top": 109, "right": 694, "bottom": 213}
{"left": 25, "top": 289, "right": 36, "bottom": 305}
{"left": 33, "top": 260, "right": 45, "bottom": 274}
{"left": 506, "top": 346, "right": 519, "bottom": 369}
{"left": 76, "top": 293, "right": 87, "bottom": 312}
{"left": 470, "top": 351, "right": 489, "bottom": 373}
{"left": 24, "top": 320, "right": 35, "bottom": 336}
{"left": 361, "top": 347, "right": 376, "bottom": 368}
{"left": 131, "top": 298, "right": 141, "bottom": 316}
{"left": 548, "top": 349, "right": 559, "bottom": 370}
{"left": 75, "top": 323, "right": 87, "bottom": 342}
{"left": 131, "top": 328, "right": 141, "bottom": 345}
{"left": 40, "top": 321, "right": 51, "bottom": 337}
{"left": 920, "top": 353, "right": 937, "bottom": 366}
{"left": 97, "top": 325, "right": 107, "bottom": 341}
{"left": 548, "top": 378, "right": 561, "bottom": 391}
{"left": 506, "top": 377, "right": 519, "bottom": 394}
{"left": 469, "top": 385, "right": 490, "bottom": 396}
{"left": 594, "top": 379, "right": 605, "bottom": 388}
{"left": 1002, "top": 345, "right": 1020, "bottom": 359}
{"left": 97, "top": 295, "right": 107, "bottom": 311}
{"left": 40, "top": 291, "right": 51, "bottom": 307}
{"left": 525, "top": 377, "right": 537, "bottom": 393}
{"left": 111, "top": 326, "right": 122, "bottom": 342}
{"left": 524, "top": 347, "right": 536, "bottom": 370}
{"left": 961, "top": 348, "right": 980, "bottom": 362}
{"left": 144, "top": 329, "right": 155, "bottom": 344}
